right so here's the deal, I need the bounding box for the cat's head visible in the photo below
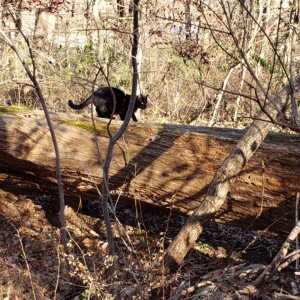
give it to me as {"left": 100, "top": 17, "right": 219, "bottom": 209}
{"left": 136, "top": 94, "right": 148, "bottom": 110}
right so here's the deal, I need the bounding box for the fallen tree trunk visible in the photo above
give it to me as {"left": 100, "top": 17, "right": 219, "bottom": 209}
{"left": 0, "top": 110, "right": 299, "bottom": 234}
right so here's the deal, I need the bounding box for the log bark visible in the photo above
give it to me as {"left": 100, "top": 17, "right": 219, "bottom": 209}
{"left": 0, "top": 110, "right": 299, "bottom": 235}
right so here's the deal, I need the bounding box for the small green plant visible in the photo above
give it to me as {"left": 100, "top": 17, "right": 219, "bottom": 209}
{"left": 72, "top": 37, "right": 97, "bottom": 76}
{"left": 194, "top": 242, "right": 209, "bottom": 251}
{"left": 67, "top": 239, "right": 73, "bottom": 248}
{"left": 82, "top": 286, "right": 96, "bottom": 300}
{"left": 253, "top": 53, "right": 288, "bottom": 79}
{"left": 269, "top": 246, "right": 276, "bottom": 258}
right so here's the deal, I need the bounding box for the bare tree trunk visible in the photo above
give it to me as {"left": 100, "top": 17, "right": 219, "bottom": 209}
{"left": 32, "top": 9, "right": 57, "bottom": 80}
{"left": 233, "top": 0, "right": 264, "bottom": 122}
{"left": 33, "top": 9, "right": 56, "bottom": 49}
{"left": 101, "top": 0, "right": 140, "bottom": 279}
{"left": 2, "top": 3, "right": 22, "bottom": 40}
{"left": 233, "top": 62, "right": 246, "bottom": 122}
{"left": 208, "top": 63, "right": 239, "bottom": 127}
{"left": 93, "top": 0, "right": 104, "bottom": 60}
{"left": 184, "top": 0, "right": 191, "bottom": 41}
{"left": 0, "top": 28, "right": 69, "bottom": 262}
{"left": 117, "top": 0, "right": 125, "bottom": 18}
{"left": 163, "top": 73, "right": 300, "bottom": 274}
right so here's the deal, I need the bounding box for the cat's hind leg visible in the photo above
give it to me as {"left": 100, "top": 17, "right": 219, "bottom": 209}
{"left": 96, "top": 108, "right": 113, "bottom": 119}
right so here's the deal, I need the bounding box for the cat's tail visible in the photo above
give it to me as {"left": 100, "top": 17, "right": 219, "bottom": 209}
{"left": 68, "top": 96, "right": 93, "bottom": 110}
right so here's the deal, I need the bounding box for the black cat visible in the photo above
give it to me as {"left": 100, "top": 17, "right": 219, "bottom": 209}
{"left": 68, "top": 87, "right": 148, "bottom": 122}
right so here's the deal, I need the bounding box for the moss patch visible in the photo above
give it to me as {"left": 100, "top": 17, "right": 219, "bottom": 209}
{"left": 0, "top": 106, "right": 30, "bottom": 113}
{"left": 63, "top": 120, "right": 108, "bottom": 136}
{"left": 156, "top": 126, "right": 164, "bottom": 134}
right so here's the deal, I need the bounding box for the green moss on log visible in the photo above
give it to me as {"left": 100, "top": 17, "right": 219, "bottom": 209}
{"left": 0, "top": 106, "right": 30, "bottom": 113}
{"left": 63, "top": 120, "right": 108, "bottom": 136}
{"left": 156, "top": 126, "right": 164, "bottom": 134}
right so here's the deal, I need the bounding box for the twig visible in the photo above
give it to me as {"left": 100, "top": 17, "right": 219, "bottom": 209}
{"left": 15, "top": 228, "right": 37, "bottom": 300}
{"left": 273, "top": 293, "right": 300, "bottom": 299}
{"left": 54, "top": 240, "right": 61, "bottom": 299}
{"left": 254, "top": 215, "right": 300, "bottom": 285}
{"left": 168, "top": 281, "right": 186, "bottom": 300}
{"left": 161, "top": 193, "right": 177, "bottom": 299}
{"left": 278, "top": 249, "right": 300, "bottom": 271}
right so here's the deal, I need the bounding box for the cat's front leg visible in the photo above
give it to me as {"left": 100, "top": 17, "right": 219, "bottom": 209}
{"left": 119, "top": 114, "right": 126, "bottom": 121}
{"left": 131, "top": 114, "right": 138, "bottom": 122}
{"left": 119, "top": 113, "right": 137, "bottom": 121}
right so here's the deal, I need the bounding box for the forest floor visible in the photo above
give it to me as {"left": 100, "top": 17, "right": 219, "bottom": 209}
{"left": 0, "top": 191, "right": 297, "bottom": 300}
